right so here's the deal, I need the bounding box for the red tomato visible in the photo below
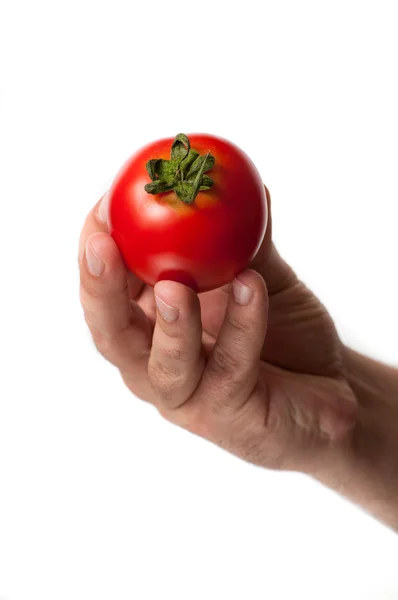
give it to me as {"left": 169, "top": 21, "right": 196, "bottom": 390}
{"left": 109, "top": 133, "right": 267, "bottom": 293}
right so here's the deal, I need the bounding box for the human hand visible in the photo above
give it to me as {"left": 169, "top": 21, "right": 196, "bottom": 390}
{"left": 78, "top": 188, "right": 357, "bottom": 474}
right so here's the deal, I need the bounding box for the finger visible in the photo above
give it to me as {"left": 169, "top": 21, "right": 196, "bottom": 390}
{"left": 199, "top": 285, "right": 230, "bottom": 339}
{"left": 250, "top": 186, "right": 297, "bottom": 295}
{"left": 79, "top": 231, "right": 151, "bottom": 371}
{"left": 135, "top": 284, "right": 157, "bottom": 326}
{"left": 199, "top": 270, "right": 268, "bottom": 412}
{"left": 78, "top": 192, "right": 110, "bottom": 259}
{"left": 148, "top": 281, "right": 205, "bottom": 411}
{"left": 78, "top": 192, "right": 145, "bottom": 301}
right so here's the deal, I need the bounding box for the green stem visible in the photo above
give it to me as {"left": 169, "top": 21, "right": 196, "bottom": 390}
{"left": 144, "top": 133, "right": 215, "bottom": 204}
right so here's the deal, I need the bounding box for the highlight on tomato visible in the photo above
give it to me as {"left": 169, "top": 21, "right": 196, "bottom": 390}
{"left": 109, "top": 133, "right": 268, "bottom": 293}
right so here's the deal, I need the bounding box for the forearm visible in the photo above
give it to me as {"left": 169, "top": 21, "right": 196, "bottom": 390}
{"left": 316, "top": 348, "right": 398, "bottom": 530}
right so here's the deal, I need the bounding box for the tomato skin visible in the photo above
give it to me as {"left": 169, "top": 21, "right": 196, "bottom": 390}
{"left": 109, "top": 134, "right": 268, "bottom": 293}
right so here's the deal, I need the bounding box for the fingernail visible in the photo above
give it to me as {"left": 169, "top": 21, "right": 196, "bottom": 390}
{"left": 155, "top": 295, "right": 179, "bottom": 322}
{"left": 97, "top": 192, "right": 110, "bottom": 224}
{"left": 232, "top": 279, "right": 254, "bottom": 305}
{"left": 85, "top": 240, "right": 105, "bottom": 276}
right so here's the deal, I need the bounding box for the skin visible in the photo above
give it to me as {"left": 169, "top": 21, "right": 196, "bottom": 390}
{"left": 79, "top": 186, "right": 398, "bottom": 531}
{"left": 109, "top": 134, "right": 267, "bottom": 292}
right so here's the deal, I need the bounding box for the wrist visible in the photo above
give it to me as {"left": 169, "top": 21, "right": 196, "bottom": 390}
{"left": 343, "top": 347, "right": 398, "bottom": 477}
{"left": 314, "top": 347, "right": 398, "bottom": 529}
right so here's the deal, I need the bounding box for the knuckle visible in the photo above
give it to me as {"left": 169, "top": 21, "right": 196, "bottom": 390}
{"left": 148, "top": 354, "right": 186, "bottom": 398}
{"left": 82, "top": 306, "right": 98, "bottom": 329}
{"left": 83, "top": 310, "right": 123, "bottom": 364}
{"left": 225, "top": 311, "right": 250, "bottom": 334}
{"left": 90, "top": 325, "right": 116, "bottom": 363}
{"left": 187, "top": 408, "right": 213, "bottom": 439}
{"left": 209, "top": 343, "right": 247, "bottom": 380}
{"left": 162, "top": 345, "right": 183, "bottom": 363}
{"left": 80, "top": 276, "right": 103, "bottom": 301}
{"left": 158, "top": 322, "right": 185, "bottom": 340}
{"left": 150, "top": 356, "right": 179, "bottom": 380}
{"left": 80, "top": 271, "right": 128, "bottom": 302}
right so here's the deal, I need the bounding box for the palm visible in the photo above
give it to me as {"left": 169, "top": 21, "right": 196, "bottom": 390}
{"left": 196, "top": 241, "right": 355, "bottom": 468}
{"left": 124, "top": 241, "right": 354, "bottom": 470}
{"left": 199, "top": 245, "right": 341, "bottom": 376}
{"left": 79, "top": 190, "right": 358, "bottom": 473}
{"left": 125, "top": 187, "right": 356, "bottom": 468}
{"left": 135, "top": 234, "right": 342, "bottom": 381}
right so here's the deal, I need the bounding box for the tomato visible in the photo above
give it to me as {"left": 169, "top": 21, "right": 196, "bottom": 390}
{"left": 109, "top": 133, "right": 267, "bottom": 293}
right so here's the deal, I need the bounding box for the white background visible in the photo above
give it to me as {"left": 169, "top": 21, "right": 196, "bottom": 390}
{"left": 1, "top": 0, "right": 398, "bottom": 598}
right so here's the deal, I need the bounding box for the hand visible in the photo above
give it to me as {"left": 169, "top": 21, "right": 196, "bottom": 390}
{"left": 79, "top": 188, "right": 357, "bottom": 474}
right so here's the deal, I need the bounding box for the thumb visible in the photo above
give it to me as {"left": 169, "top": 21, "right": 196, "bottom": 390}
{"left": 250, "top": 186, "right": 298, "bottom": 296}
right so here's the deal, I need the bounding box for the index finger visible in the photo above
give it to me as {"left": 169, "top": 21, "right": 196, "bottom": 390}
{"left": 78, "top": 192, "right": 110, "bottom": 261}
{"left": 78, "top": 192, "right": 145, "bottom": 300}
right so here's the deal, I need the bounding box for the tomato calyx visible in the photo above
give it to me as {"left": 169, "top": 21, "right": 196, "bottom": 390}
{"left": 144, "top": 133, "right": 215, "bottom": 204}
